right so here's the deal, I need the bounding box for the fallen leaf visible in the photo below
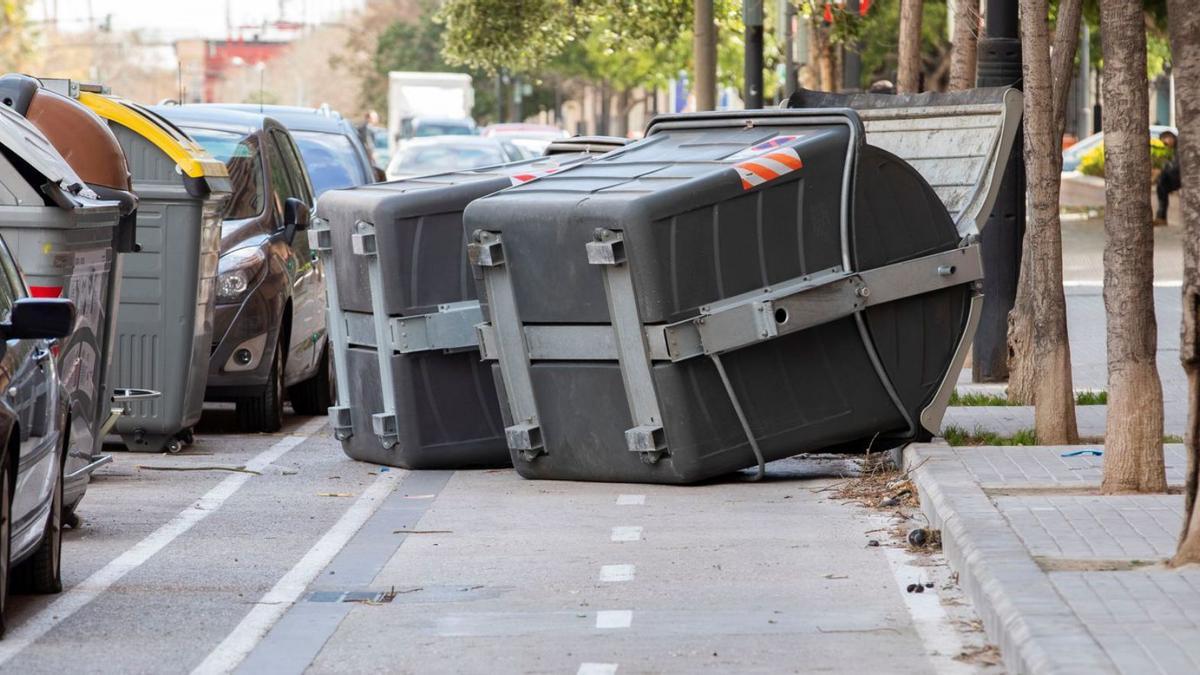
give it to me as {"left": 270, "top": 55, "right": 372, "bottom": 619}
{"left": 318, "top": 492, "right": 354, "bottom": 498}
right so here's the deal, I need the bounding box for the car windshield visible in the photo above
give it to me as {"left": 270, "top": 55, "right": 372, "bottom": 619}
{"left": 292, "top": 130, "right": 368, "bottom": 195}
{"left": 391, "top": 144, "right": 505, "bottom": 175}
{"left": 414, "top": 123, "right": 474, "bottom": 137}
{"left": 182, "top": 126, "right": 265, "bottom": 220}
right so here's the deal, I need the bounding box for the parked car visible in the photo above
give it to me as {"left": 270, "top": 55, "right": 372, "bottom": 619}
{"left": 0, "top": 239, "right": 77, "bottom": 632}
{"left": 212, "top": 104, "right": 377, "bottom": 196}
{"left": 1062, "top": 125, "right": 1177, "bottom": 172}
{"left": 398, "top": 116, "right": 477, "bottom": 141}
{"left": 482, "top": 122, "right": 569, "bottom": 156}
{"left": 385, "top": 136, "right": 524, "bottom": 180}
{"left": 154, "top": 105, "right": 330, "bottom": 432}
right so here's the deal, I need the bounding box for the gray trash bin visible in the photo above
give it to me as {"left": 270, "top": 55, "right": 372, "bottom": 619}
{"left": 466, "top": 89, "right": 1021, "bottom": 484}
{"left": 315, "top": 148, "right": 621, "bottom": 469}
{"left": 78, "top": 90, "right": 232, "bottom": 453}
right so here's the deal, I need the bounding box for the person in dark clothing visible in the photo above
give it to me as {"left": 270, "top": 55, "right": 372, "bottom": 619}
{"left": 1156, "top": 130, "right": 1180, "bottom": 225}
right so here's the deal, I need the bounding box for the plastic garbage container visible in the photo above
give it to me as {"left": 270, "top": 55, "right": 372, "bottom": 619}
{"left": 465, "top": 89, "right": 1021, "bottom": 484}
{"left": 0, "top": 90, "right": 134, "bottom": 511}
{"left": 315, "top": 147, "right": 623, "bottom": 469}
{"left": 76, "top": 89, "right": 232, "bottom": 453}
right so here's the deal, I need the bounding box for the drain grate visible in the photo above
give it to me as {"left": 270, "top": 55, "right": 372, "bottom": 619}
{"left": 306, "top": 589, "right": 398, "bottom": 604}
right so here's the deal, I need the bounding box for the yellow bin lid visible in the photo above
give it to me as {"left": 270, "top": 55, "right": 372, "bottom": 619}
{"left": 77, "top": 92, "right": 228, "bottom": 180}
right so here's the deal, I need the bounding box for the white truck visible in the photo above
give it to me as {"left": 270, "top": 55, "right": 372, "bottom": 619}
{"left": 387, "top": 71, "right": 475, "bottom": 151}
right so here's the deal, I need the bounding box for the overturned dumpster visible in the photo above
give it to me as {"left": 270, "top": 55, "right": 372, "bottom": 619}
{"left": 0, "top": 84, "right": 136, "bottom": 511}
{"left": 316, "top": 144, "right": 624, "bottom": 469}
{"left": 75, "top": 87, "right": 231, "bottom": 453}
{"left": 466, "top": 89, "right": 1021, "bottom": 484}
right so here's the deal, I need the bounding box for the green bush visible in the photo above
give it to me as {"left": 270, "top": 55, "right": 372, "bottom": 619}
{"left": 1077, "top": 138, "right": 1173, "bottom": 178}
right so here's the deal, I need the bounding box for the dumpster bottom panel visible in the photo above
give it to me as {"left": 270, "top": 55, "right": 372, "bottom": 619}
{"left": 338, "top": 347, "right": 509, "bottom": 469}
{"left": 505, "top": 318, "right": 909, "bottom": 484}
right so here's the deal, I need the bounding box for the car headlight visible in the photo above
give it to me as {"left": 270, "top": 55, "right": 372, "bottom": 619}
{"left": 216, "top": 247, "right": 266, "bottom": 304}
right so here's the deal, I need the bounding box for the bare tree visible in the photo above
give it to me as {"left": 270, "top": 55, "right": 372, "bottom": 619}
{"left": 1098, "top": 0, "right": 1167, "bottom": 494}
{"left": 1005, "top": 0, "right": 1083, "bottom": 446}
{"left": 949, "top": 0, "right": 979, "bottom": 91}
{"left": 897, "top": 0, "right": 924, "bottom": 93}
{"left": 1168, "top": 0, "right": 1200, "bottom": 563}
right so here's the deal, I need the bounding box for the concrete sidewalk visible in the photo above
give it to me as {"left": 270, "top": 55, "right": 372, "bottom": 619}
{"left": 906, "top": 441, "right": 1200, "bottom": 674}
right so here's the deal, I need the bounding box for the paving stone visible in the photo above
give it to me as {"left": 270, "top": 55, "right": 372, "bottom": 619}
{"left": 953, "top": 445, "right": 1187, "bottom": 488}
{"left": 996, "top": 495, "right": 1182, "bottom": 560}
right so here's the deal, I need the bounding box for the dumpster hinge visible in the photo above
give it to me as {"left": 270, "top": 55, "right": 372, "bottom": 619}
{"left": 329, "top": 406, "right": 353, "bottom": 441}
{"left": 470, "top": 230, "right": 545, "bottom": 461}
{"left": 311, "top": 216, "right": 333, "bottom": 252}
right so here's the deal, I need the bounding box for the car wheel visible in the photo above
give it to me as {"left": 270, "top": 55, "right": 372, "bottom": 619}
{"left": 288, "top": 344, "right": 333, "bottom": 416}
{"left": 237, "top": 338, "right": 284, "bottom": 433}
{"left": 16, "top": 440, "right": 63, "bottom": 594}
{"left": 0, "top": 454, "right": 12, "bottom": 638}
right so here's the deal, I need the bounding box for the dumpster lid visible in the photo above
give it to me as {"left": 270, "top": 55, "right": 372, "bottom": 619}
{"left": 77, "top": 92, "right": 230, "bottom": 181}
{"left": 544, "top": 136, "right": 629, "bottom": 156}
{"left": 0, "top": 101, "right": 112, "bottom": 208}
{"left": 786, "top": 87, "right": 1021, "bottom": 238}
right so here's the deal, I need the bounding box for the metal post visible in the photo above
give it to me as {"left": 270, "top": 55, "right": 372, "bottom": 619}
{"left": 694, "top": 0, "right": 716, "bottom": 110}
{"left": 781, "top": 0, "right": 797, "bottom": 97}
{"left": 744, "top": 0, "right": 764, "bottom": 108}
{"left": 842, "top": 0, "right": 862, "bottom": 91}
{"left": 1076, "top": 23, "right": 1090, "bottom": 137}
{"left": 971, "top": 0, "right": 1023, "bottom": 382}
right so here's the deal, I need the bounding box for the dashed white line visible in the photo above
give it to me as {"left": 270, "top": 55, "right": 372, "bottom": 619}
{"left": 0, "top": 418, "right": 327, "bottom": 668}
{"left": 615, "top": 494, "right": 645, "bottom": 505}
{"left": 882, "top": 546, "right": 974, "bottom": 675}
{"left": 598, "top": 564, "right": 636, "bottom": 582}
{"left": 595, "top": 610, "right": 633, "bottom": 629}
{"left": 578, "top": 663, "right": 619, "bottom": 675}
{"left": 610, "top": 526, "right": 643, "bottom": 542}
{"left": 192, "top": 468, "right": 401, "bottom": 675}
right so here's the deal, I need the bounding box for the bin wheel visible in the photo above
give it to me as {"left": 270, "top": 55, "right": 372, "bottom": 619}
{"left": 165, "top": 439, "right": 183, "bottom": 454}
{"left": 237, "top": 337, "right": 285, "bottom": 433}
{"left": 177, "top": 428, "right": 195, "bottom": 446}
{"left": 288, "top": 343, "right": 333, "bottom": 416}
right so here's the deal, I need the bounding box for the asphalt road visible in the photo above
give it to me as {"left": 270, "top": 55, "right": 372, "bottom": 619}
{"left": 0, "top": 406, "right": 995, "bottom": 674}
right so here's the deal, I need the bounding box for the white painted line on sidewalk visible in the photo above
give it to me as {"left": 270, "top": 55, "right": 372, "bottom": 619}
{"left": 192, "top": 468, "right": 402, "bottom": 675}
{"left": 0, "top": 418, "right": 326, "bottom": 668}
{"left": 883, "top": 546, "right": 974, "bottom": 675}
{"left": 1064, "top": 279, "right": 1182, "bottom": 288}
{"left": 616, "top": 494, "right": 645, "bottom": 505}
{"left": 595, "top": 610, "right": 633, "bottom": 629}
{"left": 610, "top": 526, "right": 643, "bottom": 542}
{"left": 578, "top": 663, "right": 619, "bottom": 675}
{"left": 598, "top": 564, "right": 636, "bottom": 582}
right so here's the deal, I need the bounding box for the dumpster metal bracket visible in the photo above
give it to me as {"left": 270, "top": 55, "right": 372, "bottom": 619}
{"left": 351, "top": 220, "right": 398, "bottom": 450}
{"left": 589, "top": 228, "right": 668, "bottom": 463}
{"left": 919, "top": 291, "right": 984, "bottom": 434}
{"left": 311, "top": 216, "right": 354, "bottom": 441}
{"left": 390, "top": 301, "right": 483, "bottom": 353}
{"left": 664, "top": 245, "right": 983, "bottom": 360}
{"left": 469, "top": 230, "right": 544, "bottom": 461}
{"left": 477, "top": 323, "right": 673, "bottom": 362}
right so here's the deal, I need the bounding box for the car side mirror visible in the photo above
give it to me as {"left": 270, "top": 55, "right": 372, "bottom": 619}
{"left": 283, "top": 197, "right": 311, "bottom": 243}
{"left": 1, "top": 298, "right": 75, "bottom": 340}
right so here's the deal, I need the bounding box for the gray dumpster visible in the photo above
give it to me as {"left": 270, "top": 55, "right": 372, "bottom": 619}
{"left": 0, "top": 98, "right": 132, "bottom": 510}
{"left": 77, "top": 90, "right": 232, "bottom": 453}
{"left": 466, "top": 88, "right": 1021, "bottom": 484}
{"left": 315, "top": 148, "right": 621, "bottom": 469}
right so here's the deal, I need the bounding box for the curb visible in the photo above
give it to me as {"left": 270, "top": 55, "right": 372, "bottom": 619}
{"left": 904, "top": 442, "right": 1117, "bottom": 674}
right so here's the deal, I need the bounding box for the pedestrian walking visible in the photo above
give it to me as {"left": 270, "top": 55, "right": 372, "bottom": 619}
{"left": 1156, "top": 129, "right": 1180, "bottom": 225}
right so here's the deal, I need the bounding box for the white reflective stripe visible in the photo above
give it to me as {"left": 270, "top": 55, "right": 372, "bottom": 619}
{"left": 744, "top": 155, "right": 794, "bottom": 177}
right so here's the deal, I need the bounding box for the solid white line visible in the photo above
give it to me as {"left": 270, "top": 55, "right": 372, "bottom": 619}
{"left": 192, "top": 469, "right": 401, "bottom": 675}
{"left": 578, "top": 663, "right": 619, "bottom": 675}
{"left": 598, "top": 564, "right": 635, "bottom": 582}
{"left": 595, "top": 610, "right": 633, "bottom": 629}
{"left": 615, "top": 494, "right": 645, "bottom": 506}
{"left": 882, "top": 546, "right": 974, "bottom": 675}
{"left": 0, "top": 418, "right": 326, "bottom": 667}
{"left": 610, "top": 526, "right": 643, "bottom": 542}
{"left": 1063, "top": 279, "right": 1182, "bottom": 288}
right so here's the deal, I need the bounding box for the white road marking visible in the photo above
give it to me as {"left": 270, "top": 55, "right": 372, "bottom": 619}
{"left": 883, "top": 546, "right": 974, "bottom": 675}
{"left": 615, "top": 494, "right": 645, "bottom": 505}
{"left": 595, "top": 610, "right": 633, "bottom": 629}
{"left": 578, "top": 663, "right": 619, "bottom": 675}
{"left": 192, "top": 469, "right": 402, "bottom": 675}
{"left": 610, "top": 526, "right": 643, "bottom": 542}
{"left": 598, "top": 564, "right": 635, "bottom": 582}
{"left": 0, "top": 418, "right": 326, "bottom": 668}
{"left": 1063, "top": 279, "right": 1182, "bottom": 288}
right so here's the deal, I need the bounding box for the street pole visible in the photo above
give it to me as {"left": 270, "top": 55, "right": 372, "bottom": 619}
{"left": 841, "top": 0, "right": 862, "bottom": 91}
{"left": 744, "top": 0, "right": 764, "bottom": 108}
{"left": 781, "top": 0, "right": 797, "bottom": 97}
{"left": 694, "top": 0, "right": 717, "bottom": 110}
{"left": 972, "top": 0, "right": 1024, "bottom": 382}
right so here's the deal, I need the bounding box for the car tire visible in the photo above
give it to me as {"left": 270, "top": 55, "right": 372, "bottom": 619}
{"left": 288, "top": 344, "right": 333, "bottom": 416}
{"left": 0, "top": 453, "right": 12, "bottom": 638}
{"left": 237, "top": 338, "right": 284, "bottom": 433}
{"left": 15, "top": 441, "right": 63, "bottom": 595}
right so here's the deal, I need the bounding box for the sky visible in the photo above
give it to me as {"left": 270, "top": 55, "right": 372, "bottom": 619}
{"left": 40, "top": 0, "right": 365, "bottom": 39}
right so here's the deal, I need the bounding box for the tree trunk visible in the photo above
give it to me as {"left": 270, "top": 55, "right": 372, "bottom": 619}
{"left": 897, "top": 0, "right": 924, "bottom": 93}
{"left": 1098, "top": 0, "right": 1167, "bottom": 494}
{"left": 693, "top": 0, "right": 716, "bottom": 110}
{"left": 1168, "top": 0, "right": 1200, "bottom": 564}
{"left": 1014, "top": 0, "right": 1081, "bottom": 444}
{"left": 949, "top": 0, "right": 979, "bottom": 91}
